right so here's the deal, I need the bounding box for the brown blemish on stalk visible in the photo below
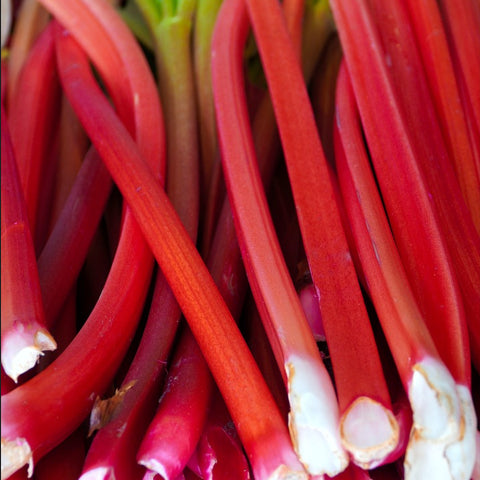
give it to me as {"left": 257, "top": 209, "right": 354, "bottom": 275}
{"left": 88, "top": 380, "right": 137, "bottom": 436}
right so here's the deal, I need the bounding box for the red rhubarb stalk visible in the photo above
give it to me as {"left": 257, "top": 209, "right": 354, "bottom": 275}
{"left": 116, "top": 3, "right": 208, "bottom": 478}
{"left": 48, "top": 96, "right": 90, "bottom": 227}
{"left": 37, "top": 147, "right": 112, "bottom": 327}
{"left": 7, "top": 21, "right": 61, "bottom": 243}
{"left": 333, "top": 59, "right": 476, "bottom": 480}
{"left": 366, "top": 0, "right": 480, "bottom": 378}
{"left": 79, "top": 270, "right": 179, "bottom": 480}
{"left": 5, "top": 0, "right": 50, "bottom": 108}
{"left": 137, "top": 327, "right": 212, "bottom": 480}
{"left": 402, "top": 0, "right": 480, "bottom": 232}
{"left": 242, "top": 0, "right": 398, "bottom": 470}
{"left": 32, "top": 427, "right": 87, "bottom": 480}
{"left": 437, "top": 0, "right": 480, "bottom": 158}
{"left": 188, "top": 388, "right": 252, "bottom": 480}
{"left": 213, "top": 0, "right": 352, "bottom": 475}
{"left": 1, "top": 105, "right": 56, "bottom": 383}
{"left": 1, "top": 0, "right": 165, "bottom": 472}
{"left": 53, "top": 23, "right": 306, "bottom": 480}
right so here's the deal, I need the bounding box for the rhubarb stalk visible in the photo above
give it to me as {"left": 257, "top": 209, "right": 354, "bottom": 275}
{"left": 1, "top": 0, "right": 165, "bottom": 472}
{"left": 213, "top": 0, "right": 352, "bottom": 475}
{"left": 241, "top": 0, "right": 399, "bottom": 469}
{"left": 54, "top": 23, "right": 306, "bottom": 480}
{"left": 1, "top": 105, "right": 56, "bottom": 383}
{"left": 7, "top": 21, "right": 61, "bottom": 243}
{"left": 333, "top": 60, "right": 476, "bottom": 480}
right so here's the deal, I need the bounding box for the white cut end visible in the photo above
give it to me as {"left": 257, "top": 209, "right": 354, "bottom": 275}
{"left": 286, "top": 355, "right": 349, "bottom": 477}
{"left": 79, "top": 467, "right": 115, "bottom": 480}
{"left": 405, "top": 358, "right": 477, "bottom": 480}
{"left": 138, "top": 459, "right": 168, "bottom": 480}
{"left": 268, "top": 464, "right": 309, "bottom": 480}
{"left": 1, "top": 437, "right": 33, "bottom": 480}
{"left": 408, "top": 357, "right": 461, "bottom": 441}
{"left": 340, "top": 396, "right": 399, "bottom": 469}
{"left": 443, "top": 385, "right": 477, "bottom": 480}
{"left": 2, "top": 328, "right": 57, "bottom": 382}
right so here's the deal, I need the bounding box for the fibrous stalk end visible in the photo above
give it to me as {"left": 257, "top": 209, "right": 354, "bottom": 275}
{"left": 405, "top": 358, "right": 477, "bottom": 480}
{"left": 1, "top": 437, "right": 33, "bottom": 480}
{"left": 268, "top": 464, "right": 309, "bottom": 480}
{"left": 2, "top": 328, "right": 57, "bottom": 382}
{"left": 286, "top": 355, "right": 348, "bottom": 477}
{"left": 340, "top": 396, "right": 399, "bottom": 469}
{"left": 79, "top": 466, "right": 115, "bottom": 480}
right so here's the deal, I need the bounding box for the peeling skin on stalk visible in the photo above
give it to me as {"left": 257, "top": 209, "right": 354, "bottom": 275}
{"left": 1, "top": 437, "right": 33, "bottom": 480}
{"left": 340, "top": 396, "right": 400, "bottom": 469}
{"left": 404, "top": 358, "right": 477, "bottom": 480}
{"left": 286, "top": 355, "right": 349, "bottom": 476}
{"left": 2, "top": 328, "right": 57, "bottom": 382}
{"left": 88, "top": 380, "right": 136, "bottom": 436}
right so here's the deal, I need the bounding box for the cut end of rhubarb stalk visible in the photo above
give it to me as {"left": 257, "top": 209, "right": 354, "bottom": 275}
{"left": 443, "top": 385, "right": 477, "bottom": 480}
{"left": 286, "top": 355, "right": 348, "bottom": 477}
{"left": 1, "top": 437, "right": 33, "bottom": 480}
{"left": 405, "top": 358, "right": 477, "bottom": 480}
{"left": 340, "top": 396, "right": 399, "bottom": 469}
{"left": 138, "top": 459, "right": 168, "bottom": 480}
{"left": 408, "top": 357, "right": 461, "bottom": 441}
{"left": 79, "top": 467, "right": 115, "bottom": 480}
{"left": 267, "top": 464, "right": 309, "bottom": 480}
{"left": 2, "top": 328, "right": 57, "bottom": 382}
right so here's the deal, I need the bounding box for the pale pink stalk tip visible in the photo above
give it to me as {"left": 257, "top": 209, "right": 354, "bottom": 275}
{"left": 1, "top": 437, "right": 33, "bottom": 480}
{"left": 340, "top": 396, "right": 399, "bottom": 469}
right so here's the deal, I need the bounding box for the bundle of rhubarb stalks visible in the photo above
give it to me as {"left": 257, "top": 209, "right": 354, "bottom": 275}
{"left": 1, "top": 0, "right": 480, "bottom": 479}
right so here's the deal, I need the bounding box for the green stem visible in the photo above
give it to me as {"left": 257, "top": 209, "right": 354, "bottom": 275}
{"left": 136, "top": 0, "right": 199, "bottom": 238}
